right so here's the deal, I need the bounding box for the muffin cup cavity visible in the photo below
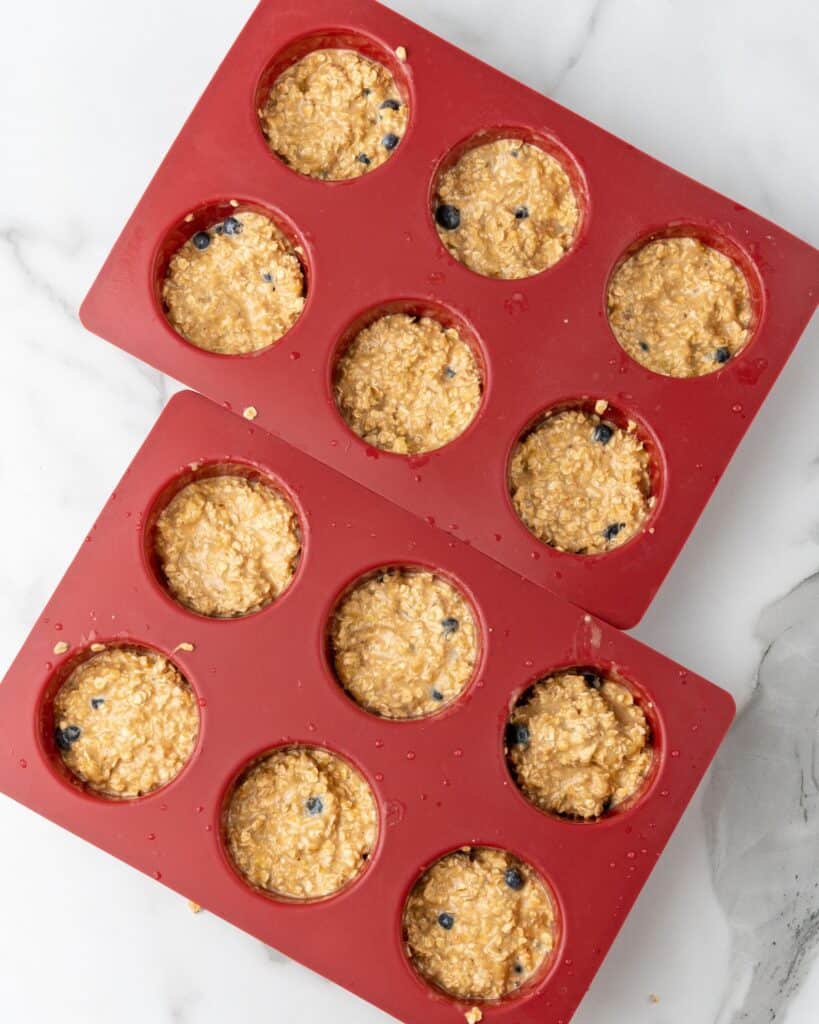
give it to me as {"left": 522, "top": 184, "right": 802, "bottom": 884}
{"left": 331, "top": 299, "right": 487, "bottom": 456}
{"left": 154, "top": 200, "right": 311, "bottom": 356}
{"left": 144, "top": 460, "right": 305, "bottom": 619}
{"left": 255, "top": 32, "right": 412, "bottom": 181}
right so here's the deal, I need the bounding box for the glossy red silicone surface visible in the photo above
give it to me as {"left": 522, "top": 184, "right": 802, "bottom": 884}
{"left": 79, "top": 0, "right": 819, "bottom": 628}
{"left": 0, "top": 392, "right": 733, "bottom": 1024}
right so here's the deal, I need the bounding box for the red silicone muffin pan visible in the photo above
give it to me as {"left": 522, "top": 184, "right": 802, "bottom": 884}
{"left": 0, "top": 391, "right": 733, "bottom": 1024}
{"left": 79, "top": 0, "right": 819, "bottom": 628}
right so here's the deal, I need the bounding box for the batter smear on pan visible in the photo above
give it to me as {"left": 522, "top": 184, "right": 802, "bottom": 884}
{"left": 154, "top": 474, "right": 301, "bottom": 618}
{"left": 53, "top": 646, "right": 199, "bottom": 799}
{"left": 162, "top": 211, "right": 305, "bottom": 355}
{"left": 607, "top": 236, "right": 752, "bottom": 377}
{"left": 404, "top": 847, "right": 555, "bottom": 1000}
{"left": 330, "top": 568, "right": 477, "bottom": 719}
{"left": 509, "top": 407, "right": 653, "bottom": 554}
{"left": 506, "top": 670, "right": 652, "bottom": 819}
{"left": 260, "top": 49, "right": 408, "bottom": 180}
{"left": 434, "top": 139, "right": 579, "bottom": 279}
{"left": 225, "top": 746, "right": 377, "bottom": 900}
{"left": 334, "top": 313, "right": 482, "bottom": 454}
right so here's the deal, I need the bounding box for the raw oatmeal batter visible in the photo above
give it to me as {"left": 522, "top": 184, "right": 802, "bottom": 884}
{"left": 507, "top": 670, "right": 652, "bottom": 819}
{"left": 433, "top": 139, "right": 579, "bottom": 279}
{"left": 509, "top": 408, "right": 653, "bottom": 554}
{"left": 155, "top": 474, "right": 301, "bottom": 617}
{"left": 225, "top": 746, "right": 377, "bottom": 900}
{"left": 260, "top": 48, "right": 408, "bottom": 180}
{"left": 403, "top": 847, "right": 555, "bottom": 1001}
{"left": 53, "top": 646, "right": 199, "bottom": 799}
{"left": 607, "top": 236, "right": 752, "bottom": 377}
{"left": 162, "top": 211, "right": 305, "bottom": 354}
{"left": 330, "top": 569, "right": 477, "bottom": 719}
{"left": 334, "top": 313, "right": 482, "bottom": 454}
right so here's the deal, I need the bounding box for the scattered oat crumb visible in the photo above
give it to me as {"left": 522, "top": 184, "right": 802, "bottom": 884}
{"left": 243, "top": 406, "right": 258, "bottom": 420}
{"left": 649, "top": 993, "right": 660, "bottom": 1004}
{"left": 229, "top": 199, "right": 239, "bottom": 208}
{"left": 187, "top": 900, "right": 202, "bottom": 914}
{"left": 184, "top": 213, "right": 195, "bottom": 223}
{"left": 395, "top": 45, "right": 407, "bottom": 61}
{"left": 53, "top": 641, "right": 70, "bottom": 655}
{"left": 594, "top": 399, "right": 609, "bottom": 415}
{"left": 174, "top": 642, "right": 195, "bottom": 653}
{"left": 89, "top": 643, "right": 105, "bottom": 653}
{"left": 465, "top": 1009, "right": 482, "bottom": 1024}
{"left": 648, "top": 527, "right": 656, "bottom": 534}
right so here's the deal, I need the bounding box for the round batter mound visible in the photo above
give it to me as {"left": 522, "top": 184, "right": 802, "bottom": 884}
{"left": 509, "top": 408, "right": 653, "bottom": 555}
{"left": 330, "top": 569, "right": 478, "bottom": 719}
{"left": 162, "top": 210, "right": 305, "bottom": 355}
{"left": 403, "top": 847, "right": 555, "bottom": 1001}
{"left": 506, "top": 670, "right": 652, "bottom": 819}
{"left": 607, "top": 236, "right": 752, "bottom": 377}
{"left": 433, "top": 139, "right": 579, "bottom": 279}
{"left": 154, "top": 474, "right": 301, "bottom": 618}
{"left": 259, "top": 48, "right": 408, "bottom": 180}
{"left": 53, "top": 646, "right": 199, "bottom": 799}
{"left": 225, "top": 746, "right": 378, "bottom": 900}
{"left": 334, "top": 313, "right": 482, "bottom": 454}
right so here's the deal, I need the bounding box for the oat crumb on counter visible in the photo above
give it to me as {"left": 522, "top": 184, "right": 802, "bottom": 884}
{"left": 53, "top": 641, "right": 69, "bottom": 655}
{"left": 174, "top": 642, "right": 195, "bottom": 653}
{"left": 465, "top": 1009, "right": 483, "bottom": 1023}
{"left": 187, "top": 900, "right": 202, "bottom": 914}
{"left": 395, "top": 45, "right": 408, "bottom": 60}
{"left": 243, "top": 406, "right": 258, "bottom": 420}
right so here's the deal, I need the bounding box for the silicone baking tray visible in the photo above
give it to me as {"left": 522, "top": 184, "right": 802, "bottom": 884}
{"left": 79, "top": 0, "right": 819, "bottom": 628}
{"left": 0, "top": 391, "right": 733, "bottom": 1024}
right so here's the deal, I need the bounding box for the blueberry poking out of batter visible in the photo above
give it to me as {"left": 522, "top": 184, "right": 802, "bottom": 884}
{"left": 222, "top": 216, "right": 243, "bottom": 236}
{"left": 514, "top": 962, "right": 524, "bottom": 975}
{"left": 506, "top": 722, "right": 530, "bottom": 747}
{"left": 305, "top": 796, "right": 324, "bottom": 816}
{"left": 192, "top": 231, "right": 211, "bottom": 251}
{"left": 441, "top": 617, "right": 459, "bottom": 636}
{"left": 514, "top": 205, "right": 529, "bottom": 220}
{"left": 90, "top": 697, "right": 105, "bottom": 710}
{"left": 639, "top": 340, "right": 650, "bottom": 352}
{"left": 431, "top": 689, "right": 444, "bottom": 702}
{"left": 357, "top": 153, "right": 371, "bottom": 165}
{"left": 443, "top": 366, "right": 457, "bottom": 380}
{"left": 261, "top": 271, "right": 274, "bottom": 283}
{"left": 438, "top": 912, "right": 455, "bottom": 930}
{"left": 593, "top": 423, "right": 614, "bottom": 445}
{"left": 603, "top": 522, "right": 625, "bottom": 542}
{"left": 715, "top": 346, "right": 731, "bottom": 364}
{"left": 582, "top": 671, "right": 602, "bottom": 689}
{"left": 381, "top": 133, "right": 400, "bottom": 151}
{"left": 505, "top": 867, "right": 525, "bottom": 891}
{"left": 55, "top": 725, "right": 82, "bottom": 751}
{"left": 380, "top": 98, "right": 401, "bottom": 110}
{"left": 435, "top": 204, "right": 461, "bottom": 231}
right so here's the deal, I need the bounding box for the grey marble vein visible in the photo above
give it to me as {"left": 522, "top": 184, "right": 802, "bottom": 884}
{"left": 705, "top": 571, "right": 819, "bottom": 1022}
{"left": 547, "top": 0, "right": 606, "bottom": 94}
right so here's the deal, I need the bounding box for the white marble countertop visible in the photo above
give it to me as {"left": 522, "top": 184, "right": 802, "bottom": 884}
{"left": 1, "top": 1, "right": 818, "bottom": 1021}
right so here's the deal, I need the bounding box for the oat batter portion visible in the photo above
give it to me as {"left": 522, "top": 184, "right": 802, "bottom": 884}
{"left": 334, "top": 313, "right": 482, "bottom": 454}
{"left": 260, "top": 48, "right": 408, "bottom": 180}
{"left": 509, "top": 407, "right": 653, "bottom": 555}
{"left": 404, "top": 847, "right": 555, "bottom": 1001}
{"left": 433, "top": 139, "right": 579, "bottom": 279}
{"left": 162, "top": 211, "right": 305, "bottom": 354}
{"left": 53, "top": 646, "right": 199, "bottom": 799}
{"left": 507, "top": 670, "right": 652, "bottom": 819}
{"left": 154, "top": 474, "right": 301, "bottom": 618}
{"left": 225, "top": 746, "right": 377, "bottom": 900}
{"left": 330, "top": 568, "right": 477, "bottom": 719}
{"left": 607, "top": 236, "right": 753, "bottom": 377}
